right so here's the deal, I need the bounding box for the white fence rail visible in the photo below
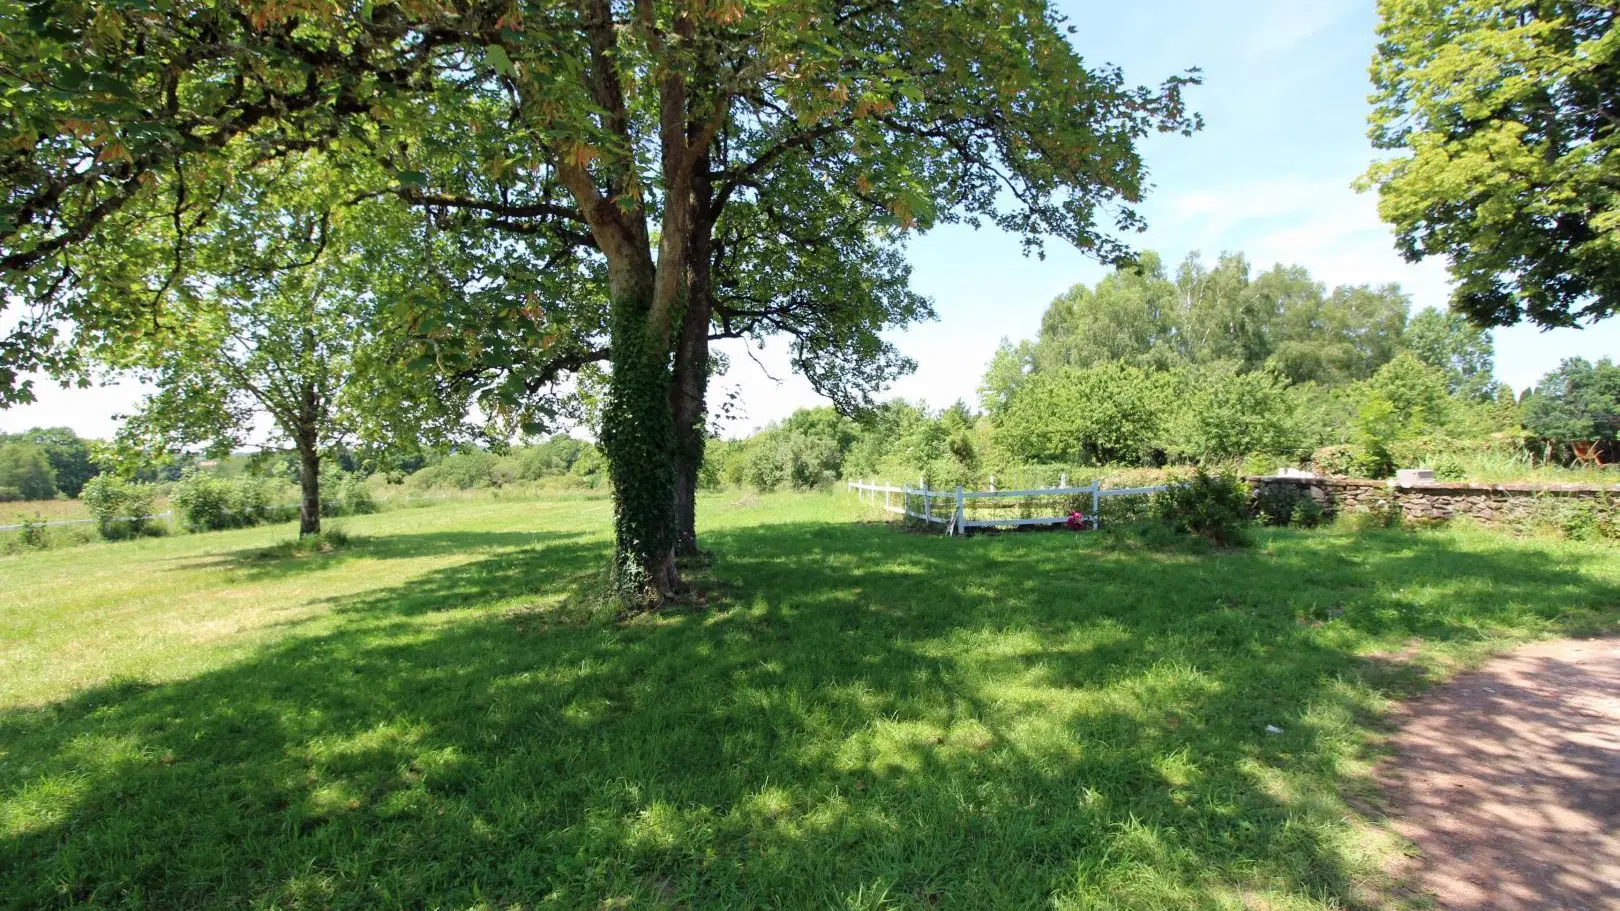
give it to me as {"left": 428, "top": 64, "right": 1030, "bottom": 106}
{"left": 0, "top": 511, "right": 173, "bottom": 533}
{"left": 848, "top": 477, "right": 1169, "bottom": 535}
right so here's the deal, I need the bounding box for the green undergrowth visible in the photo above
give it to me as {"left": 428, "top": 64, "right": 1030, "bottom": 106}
{"left": 1, "top": 491, "right": 1616, "bottom": 909}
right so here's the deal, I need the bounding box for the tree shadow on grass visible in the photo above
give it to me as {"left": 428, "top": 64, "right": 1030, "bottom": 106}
{"left": 3, "top": 520, "right": 1617, "bottom": 910}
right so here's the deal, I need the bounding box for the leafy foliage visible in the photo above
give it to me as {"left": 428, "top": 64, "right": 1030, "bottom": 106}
{"left": 171, "top": 474, "right": 289, "bottom": 532}
{"left": 0, "top": 442, "right": 57, "bottom": 500}
{"left": 1032, "top": 252, "right": 1409, "bottom": 385}
{"left": 1168, "top": 366, "right": 1299, "bottom": 462}
{"left": 995, "top": 363, "right": 1175, "bottom": 465}
{"left": 1523, "top": 357, "right": 1620, "bottom": 443}
{"left": 1403, "top": 307, "right": 1497, "bottom": 400}
{"left": 79, "top": 474, "right": 158, "bottom": 539}
{"left": 1366, "top": 0, "right": 1620, "bottom": 328}
{"left": 0, "top": 427, "right": 99, "bottom": 496}
{"left": 1151, "top": 470, "right": 1252, "bottom": 546}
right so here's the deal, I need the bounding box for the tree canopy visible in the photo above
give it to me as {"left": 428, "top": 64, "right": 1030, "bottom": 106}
{"left": 1, "top": 0, "right": 1202, "bottom": 598}
{"left": 0, "top": 440, "right": 57, "bottom": 501}
{"left": 1366, "top": 0, "right": 1620, "bottom": 328}
{"left": 1402, "top": 306, "right": 1497, "bottom": 401}
{"left": 0, "top": 426, "right": 98, "bottom": 496}
{"left": 1524, "top": 357, "right": 1620, "bottom": 443}
{"left": 1028, "top": 251, "right": 1410, "bottom": 386}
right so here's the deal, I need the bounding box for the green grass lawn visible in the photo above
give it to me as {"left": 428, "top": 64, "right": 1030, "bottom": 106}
{"left": 2, "top": 491, "right": 1616, "bottom": 910}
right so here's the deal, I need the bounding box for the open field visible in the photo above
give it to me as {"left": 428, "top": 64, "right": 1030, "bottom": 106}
{"left": 2, "top": 497, "right": 104, "bottom": 524}
{"left": 2, "top": 491, "right": 1618, "bottom": 909}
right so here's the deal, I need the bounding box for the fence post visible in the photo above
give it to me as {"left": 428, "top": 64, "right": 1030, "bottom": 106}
{"left": 989, "top": 475, "right": 997, "bottom": 493}
{"left": 922, "top": 478, "right": 931, "bottom": 523}
{"left": 955, "top": 485, "right": 965, "bottom": 536}
{"left": 1090, "top": 480, "right": 1100, "bottom": 529}
{"left": 1060, "top": 471, "right": 1068, "bottom": 490}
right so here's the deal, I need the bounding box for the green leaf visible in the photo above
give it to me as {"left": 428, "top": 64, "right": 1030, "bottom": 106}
{"left": 396, "top": 170, "right": 430, "bottom": 187}
{"left": 485, "top": 44, "right": 517, "bottom": 78}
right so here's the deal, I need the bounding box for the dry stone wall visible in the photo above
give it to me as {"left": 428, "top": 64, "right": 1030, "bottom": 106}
{"left": 1247, "top": 476, "right": 1617, "bottom": 526}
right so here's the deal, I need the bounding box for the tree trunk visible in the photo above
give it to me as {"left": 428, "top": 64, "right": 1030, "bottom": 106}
{"left": 297, "top": 436, "right": 321, "bottom": 538}
{"left": 670, "top": 296, "right": 710, "bottom": 558}
{"left": 600, "top": 260, "right": 681, "bottom": 599}
{"left": 671, "top": 166, "right": 715, "bottom": 558}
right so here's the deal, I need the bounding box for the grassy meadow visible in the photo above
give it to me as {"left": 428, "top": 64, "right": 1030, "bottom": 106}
{"left": 2, "top": 490, "right": 1617, "bottom": 909}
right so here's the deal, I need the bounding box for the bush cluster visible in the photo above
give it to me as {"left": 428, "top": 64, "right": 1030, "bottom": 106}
{"left": 321, "top": 472, "right": 378, "bottom": 516}
{"left": 79, "top": 475, "right": 161, "bottom": 540}
{"left": 1529, "top": 496, "right": 1619, "bottom": 543}
{"left": 406, "top": 438, "right": 604, "bottom": 491}
{"left": 0, "top": 521, "right": 97, "bottom": 554}
{"left": 1150, "top": 471, "right": 1251, "bottom": 546}
{"left": 171, "top": 474, "right": 291, "bottom": 530}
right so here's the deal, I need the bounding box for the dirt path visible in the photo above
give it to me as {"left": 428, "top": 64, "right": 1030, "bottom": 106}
{"left": 1380, "top": 637, "right": 1620, "bottom": 911}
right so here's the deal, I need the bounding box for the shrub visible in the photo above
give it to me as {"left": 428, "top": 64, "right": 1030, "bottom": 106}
{"left": 1151, "top": 470, "right": 1251, "bottom": 546}
{"left": 1255, "top": 485, "right": 1308, "bottom": 527}
{"left": 1309, "top": 445, "right": 1361, "bottom": 477}
{"left": 234, "top": 475, "right": 287, "bottom": 521}
{"left": 172, "top": 474, "right": 241, "bottom": 531}
{"left": 173, "top": 473, "right": 294, "bottom": 530}
{"left": 1167, "top": 367, "right": 1300, "bottom": 463}
{"left": 1428, "top": 453, "right": 1468, "bottom": 481}
{"left": 415, "top": 451, "right": 501, "bottom": 489}
{"left": 0, "top": 486, "right": 19, "bottom": 502}
{"left": 737, "top": 430, "right": 843, "bottom": 493}
{"left": 994, "top": 363, "right": 1175, "bottom": 465}
{"left": 341, "top": 474, "right": 378, "bottom": 514}
{"left": 1337, "top": 497, "right": 1404, "bottom": 531}
{"left": 1, "top": 522, "right": 96, "bottom": 554}
{"left": 80, "top": 475, "right": 160, "bottom": 539}
{"left": 319, "top": 471, "right": 378, "bottom": 516}
{"left": 569, "top": 447, "right": 608, "bottom": 487}
{"left": 1530, "top": 496, "right": 1619, "bottom": 542}
{"left": 1290, "top": 496, "right": 1326, "bottom": 528}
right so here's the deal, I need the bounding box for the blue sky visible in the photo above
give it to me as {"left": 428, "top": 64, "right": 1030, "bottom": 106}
{"left": 2, "top": 0, "right": 1617, "bottom": 440}
{"left": 705, "top": 0, "right": 1620, "bottom": 436}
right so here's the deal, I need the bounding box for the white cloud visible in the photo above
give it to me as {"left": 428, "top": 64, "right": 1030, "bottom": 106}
{"left": 1161, "top": 174, "right": 1455, "bottom": 309}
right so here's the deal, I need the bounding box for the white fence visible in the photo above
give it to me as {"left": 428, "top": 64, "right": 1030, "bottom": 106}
{"left": 0, "top": 511, "right": 173, "bottom": 533}
{"left": 848, "top": 477, "right": 1169, "bottom": 535}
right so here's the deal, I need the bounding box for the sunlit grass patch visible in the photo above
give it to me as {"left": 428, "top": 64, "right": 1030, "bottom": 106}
{"left": 0, "top": 490, "right": 1615, "bottom": 909}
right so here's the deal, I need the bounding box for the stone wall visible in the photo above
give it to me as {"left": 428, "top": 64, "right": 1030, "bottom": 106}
{"left": 1247, "top": 475, "right": 1618, "bottom": 526}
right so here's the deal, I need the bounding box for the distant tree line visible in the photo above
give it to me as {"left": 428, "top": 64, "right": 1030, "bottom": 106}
{"left": 0, "top": 427, "right": 100, "bottom": 501}
{"left": 708, "top": 252, "right": 1620, "bottom": 491}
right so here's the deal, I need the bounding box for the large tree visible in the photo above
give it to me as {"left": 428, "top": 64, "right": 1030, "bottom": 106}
{"left": 1366, "top": 0, "right": 1620, "bottom": 328}
{"left": 1402, "top": 306, "right": 1497, "bottom": 400}
{"left": 3, "top": 0, "right": 1200, "bottom": 599}
{"left": 1523, "top": 356, "right": 1620, "bottom": 446}
{"left": 87, "top": 153, "right": 552, "bottom": 536}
